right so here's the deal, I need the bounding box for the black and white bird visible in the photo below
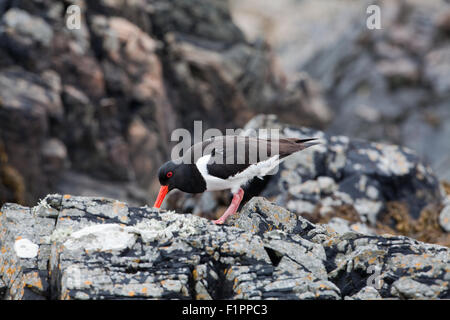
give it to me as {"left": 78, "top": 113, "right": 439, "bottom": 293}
{"left": 154, "top": 135, "right": 318, "bottom": 224}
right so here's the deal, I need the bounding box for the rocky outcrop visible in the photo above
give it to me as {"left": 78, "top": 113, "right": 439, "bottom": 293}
{"left": 0, "top": 0, "right": 330, "bottom": 207}
{"left": 0, "top": 195, "right": 448, "bottom": 300}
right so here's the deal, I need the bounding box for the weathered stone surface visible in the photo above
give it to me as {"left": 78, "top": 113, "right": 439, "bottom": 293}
{"left": 0, "top": 68, "right": 63, "bottom": 204}
{"left": 231, "top": 197, "right": 450, "bottom": 299}
{"left": 2, "top": 195, "right": 448, "bottom": 300}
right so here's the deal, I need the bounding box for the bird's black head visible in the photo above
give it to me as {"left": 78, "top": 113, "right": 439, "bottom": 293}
{"left": 154, "top": 160, "right": 207, "bottom": 208}
{"left": 157, "top": 160, "right": 180, "bottom": 190}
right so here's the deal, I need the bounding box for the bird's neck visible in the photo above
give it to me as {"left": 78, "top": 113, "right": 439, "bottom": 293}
{"left": 177, "top": 164, "right": 207, "bottom": 193}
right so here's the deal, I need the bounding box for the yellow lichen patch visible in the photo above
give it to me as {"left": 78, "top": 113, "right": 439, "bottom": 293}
{"left": 415, "top": 262, "right": 422, "bottom": 268}
{"left": 368, "top": 257, "right": 377, "bottom": 264}
{"left": 196, "top": 293, "right": 210, "bottom": 300}
{"left": 192, "top": 269, "right": 198, "bottom": 280}
{"left": 63, "top": 195, "right": 71, "bottom": 199}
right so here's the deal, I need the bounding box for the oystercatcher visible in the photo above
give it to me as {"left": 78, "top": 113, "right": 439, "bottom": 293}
{"left": 153, "top": 135, "right": 318, "bottom": 224}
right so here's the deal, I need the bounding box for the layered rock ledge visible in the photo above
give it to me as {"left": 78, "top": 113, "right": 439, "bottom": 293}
{"left": 1, "top": 195, "right": 448, "bottom": 300}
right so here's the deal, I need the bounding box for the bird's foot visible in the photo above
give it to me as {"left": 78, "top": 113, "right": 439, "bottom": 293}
{"left": 212, "top": 188, "right": 244, "bottom": 225}
{"left": 213, "top": 218, "right": 226, "bottom": 225}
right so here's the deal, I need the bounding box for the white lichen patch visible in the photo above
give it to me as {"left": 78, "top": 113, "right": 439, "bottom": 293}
{"left": 46, "top": 227, "right": 74, "bottom": 244}
{"left": 359, "top": 145, "right": 414, "bottom": 176}
{"left": 287, "top": 200, "right": 316, "bottom": 214}
{"left": 14, "top": 238, "right": 39, "bottom": 258}
{"left": 64, "top": 224, "right": 137, "bottom": 252}
{"left": 328, "top": 144, "right": 347, "bottom": 174}
{"left": 131, "top": 213, "right": 206, "bottom": 242}
{"left": 317, "top": 176, "right": 337, "bottom": 194}
{"left": 354, "top": 198, "right": 383, "bottom": 225}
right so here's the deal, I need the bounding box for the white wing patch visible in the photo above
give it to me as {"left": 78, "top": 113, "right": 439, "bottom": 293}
{"left": 196, "top": 154, "right": 281, "bottom": 193}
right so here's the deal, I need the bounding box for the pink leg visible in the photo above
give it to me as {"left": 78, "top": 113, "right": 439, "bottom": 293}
{"left": 213, "top": 188, "right": 244, "bottom": 225}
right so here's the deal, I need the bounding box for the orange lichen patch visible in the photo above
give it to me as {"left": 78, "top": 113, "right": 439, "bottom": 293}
{"left": 15, "top": 236, "right": 22, "bottom": 241}
{"left": 141, "top": 287, "right": 148, "bottom": 294}
{"left": 63, "top": 195, "right": 71, "bottom": 199}
{"left": 192, "top": 269, "right": 198, "bottom": 280}
{"left": 84, "top": 281, "right": 92, "bottom": 286}
{"left": 415, "top": 263, "right": 422, "bottom": 268}
{"left": 6, "top": 267, "right": 14, "bottom": 276}
{"left": 1, "top": 246, "right": 6, "bottom": 254}
{"left": 128, "top": 291, "right": 135, "bottom": 297}
{"left": 119, "top": 216, "right": 129, "bottom": 223}
{"left": 318, "top": 284, "right": 328, "bottom": 289}
{"left": 368, "top": 257, "right": 377, "bottom": 264}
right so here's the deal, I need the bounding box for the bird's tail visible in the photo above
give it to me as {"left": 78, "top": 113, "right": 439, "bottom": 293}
{"left": 278, "top": 137, "right": 320, "bottom": 158}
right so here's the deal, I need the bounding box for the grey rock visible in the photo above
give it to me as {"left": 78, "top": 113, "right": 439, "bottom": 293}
{"left": 345, "top": 286, "right": 382, "bottom": 300}
{"left": 0, "top": 68, "right": 63, "bottom": 203}
{"left": 233, "top": 197, "right": 450, "bottom": 299}
{"left": 0, "top": 202, "right": 56, "bottom": 299}
{"left": 325, "top": 217, "right": 376, "bottom": 236}
{"left": 2, "top": 195, "right": 449, "bottom": 300}
{"left": 2, "top": 8, "right": 53, "bottom": 46}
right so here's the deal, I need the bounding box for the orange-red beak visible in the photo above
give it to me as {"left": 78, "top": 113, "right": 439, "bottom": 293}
{"left": 153, "top": 185, "right": 169, "bottom": 208}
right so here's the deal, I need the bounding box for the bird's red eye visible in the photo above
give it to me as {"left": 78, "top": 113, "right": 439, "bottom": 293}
{"left": 166, "top": 171, "right": 173, "bottom": 178}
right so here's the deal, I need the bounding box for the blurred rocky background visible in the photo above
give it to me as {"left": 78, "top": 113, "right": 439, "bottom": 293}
{"left": 0, "top": 0, "right": 449, "bottom": 247}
